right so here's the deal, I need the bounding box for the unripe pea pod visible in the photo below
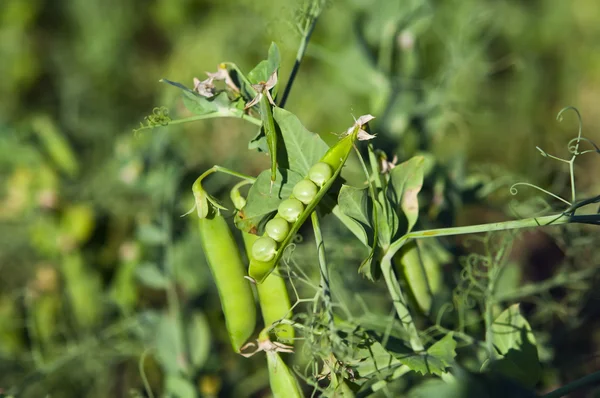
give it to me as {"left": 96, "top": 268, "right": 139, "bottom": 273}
{"left": 198, "top": 212, "right": 257, "bottom": 352}
{"left": 267, "top": 351, "right": 304, "bottom": 398}
{"left": 249, "top": 122, "right": 365, "bottom": 283}
{"left": 394, "top": 240, "right": 442, "bottom": 316}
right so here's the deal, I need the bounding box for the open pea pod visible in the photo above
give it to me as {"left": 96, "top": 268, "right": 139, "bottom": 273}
{"left": 248, "top": 121, "right": 365, "bottom": 283}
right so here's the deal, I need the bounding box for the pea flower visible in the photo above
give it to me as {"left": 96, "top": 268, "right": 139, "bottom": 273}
{"left": 244, "top": 70, "right": 278, "bottom": 109}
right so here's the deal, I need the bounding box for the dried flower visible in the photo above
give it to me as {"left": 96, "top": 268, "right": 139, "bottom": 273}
{"left": 345, "top": 114, "right": 376, "bottom": 141}
{"left": 193, "top": 65, "right": 239, "bottom": 98}
{"left": 244, "top": 70, "right": 278, "bottom": 109}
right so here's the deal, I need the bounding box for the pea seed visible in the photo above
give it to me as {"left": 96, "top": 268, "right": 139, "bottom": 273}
{"left": 265, "top": 217, "right": 290, "bottom": 242}
{"left": 252, "top": 236, "right": 278, "bottom": 262}
{"left": 277, "top": 198, "right": 304, "bottom": 223}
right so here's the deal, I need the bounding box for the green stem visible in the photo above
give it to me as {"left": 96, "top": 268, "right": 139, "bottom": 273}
{"left": 542, "top": 370, "right": 600, "bottom": 398}
{"left": 388, "top": 213, "right": 572, "bottom": 255}
{"left": 196, "top": 165, "right": 256, "bottom": 185}
{"left": 311, "top": 211, "right": 336, "bottom": 339}
{"left": 381, "top": 250, "right": 424, "bottom": 351}
{"left": 135, "top": 110, "right": 262, "bottom": 133}
{"left": 162, "top": 181, "right": 188, "bottom": 373}
{"left": 278, "top": 0, "right": 322, "bottom": 108}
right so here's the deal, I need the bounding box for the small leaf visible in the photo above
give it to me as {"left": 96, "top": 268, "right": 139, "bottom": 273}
{"left": 155, "top": 313, "right": 186, "bottom": 373}
{"left": 338, "top": 185, "right": 371, "bottom": 229}
{"left": 165, "top": 375, "right": 197, "bottom": 398}
{"left": 376, "top": 190, "right": 399, "bottom": 248}
{"left": 137, "top": 224, "right": 166, "bottom": 245}
{"left": 235, "top": 168, "right": 303, "bottom": 233}
{"left": 161, "top": 79, "right": 232, "bottom": 116}
{"left": 487, "top": 304, "right": 541, "bottom": 387}
{"left": 397, "top": 333, "right": 456, "bottom": 376}
{"left": 187, "top": 311, "right": 211, "bottom": 371}
{"left": 248, "top": 42, "right": 281, "bottom": 84}
{"left": 389, "top": 156, "right": 425, "bottom": 233}
{"left": 136, "top": 263, "right": 169, "bottom": 289}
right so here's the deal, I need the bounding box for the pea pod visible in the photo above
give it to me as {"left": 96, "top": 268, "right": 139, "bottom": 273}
{"left": 249, "top": 120, "right": 367, "bottom": 283}
{"left": 198, "top": 212, "right": 257, "bottom": 352}
{"left": 266, "top": 351, "right": 304, "bottom": 398}
{"left": 394, "top": 240, "right": 442, "bottom": 315}
{"left": 242, "top": 232, "right": 294, "bottom": 344}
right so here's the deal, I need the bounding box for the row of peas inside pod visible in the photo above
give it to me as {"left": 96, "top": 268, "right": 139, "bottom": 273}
{"left": 251, "top": 162, "right": 333, "bottom": 262}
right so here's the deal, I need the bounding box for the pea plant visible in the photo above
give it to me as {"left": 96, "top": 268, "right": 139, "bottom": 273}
{"left": 136, "top": 18, "right": 600, "bottom": 398}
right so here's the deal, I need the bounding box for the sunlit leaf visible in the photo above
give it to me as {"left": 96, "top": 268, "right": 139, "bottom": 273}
{"left": 273, "top": 107, "right": 329, "bottom": 175}
{"left": 389, "top": 156, "right": 424, "bottom": 233}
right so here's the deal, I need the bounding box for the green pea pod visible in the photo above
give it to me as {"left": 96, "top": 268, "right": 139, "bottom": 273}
{"left": 198, "top": 213, "right": 257, "bottom": 352}
{"left": 267, "top": 351, "right": 304, "bottom": 398}
{"left": 394, "top": 240, "right": 442, "bottom": 315}
{"left": 242, "top": 232, "right": 294, "bottom": 344}
{"left": 249, "top": 123, "right": 362, "bottom": 283}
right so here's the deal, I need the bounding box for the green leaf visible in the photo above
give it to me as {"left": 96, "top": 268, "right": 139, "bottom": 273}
{"left": 155, "top": 312, "right": 185, "bottom": 374}
{"left": 135, "top": 262, "right": 169, "bottom": 289}
{"left": 165, "top": 375, "right": 197, "bottom": 398}
{"left": 273, "top": 107, "right": 329, "bottom": 175}
{"left": 137, "top": 224, "right": 166, "bottom": 245}
{"left": 235, "top": 168, "right": 303, "bottom": 233}
{"left": 389, "top": 156, "right": 425, "bottom": 233}
{"left": 408, "top": 369, "right": 537, "bottom": 398}
{"left": 338, "top": 185, "right": 383, "bottom": 280}
{"left": 338, "top": 185, "right": 371, "bottom": 235}
{"left": 248, "top": 42, "right": 281, "bottom": 84}
{"left": 487, "top": 304, "right": 541, "bottom": 387}
{"left": 161, "top": 79, "right": 232, "bottom": 116}
{"left": 376, "top": 190, "right": 399, "bottom": 248}
{"left": 187, "top": 311, "right": 211, "bottom": 371}
{"left": 397, "top": 333, "right": 456, "bottom": 376}
{"left": 181, "top": 91, "right": 231, "bottom": 115}
{"left": 354, "top": 338, "right": 402, "bottom": 379}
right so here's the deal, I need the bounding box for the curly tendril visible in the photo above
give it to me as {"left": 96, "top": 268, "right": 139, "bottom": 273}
{"left": 557, "top": 106, "right": 583, "bottom": 155}
{"left": 510, "top": 182, "right": 571, "bottom": 206}
{"left": 133, "top": 107, "right": 171, "bottom": 134}
{"left": 567, "top": 136, "right": 600, "bottom": 156}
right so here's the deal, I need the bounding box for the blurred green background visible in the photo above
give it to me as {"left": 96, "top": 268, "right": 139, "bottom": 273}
{"left": 1, "top": 0, "right": 600, "bottom": 397}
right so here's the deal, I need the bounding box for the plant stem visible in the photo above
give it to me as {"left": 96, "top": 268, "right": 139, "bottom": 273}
{"left": 278, "top": 1, "right": 322, "bottom": 108}
{"left": 381, "top": 250, "right": 424, "bottom": 351}
{"left": 311, "top": 211, "right": 336, "bottom": 339}
{"left": 135, "top": 110, "right": 262, "bottom": 133}
{"left": 542, "top": 370, "right": 600, "bottom": 398}
{"left": 197, "top": 165, "right": 257, "bottom": 184}
{"left": 387, "top": 213, "right": 572, "bottom": 255}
